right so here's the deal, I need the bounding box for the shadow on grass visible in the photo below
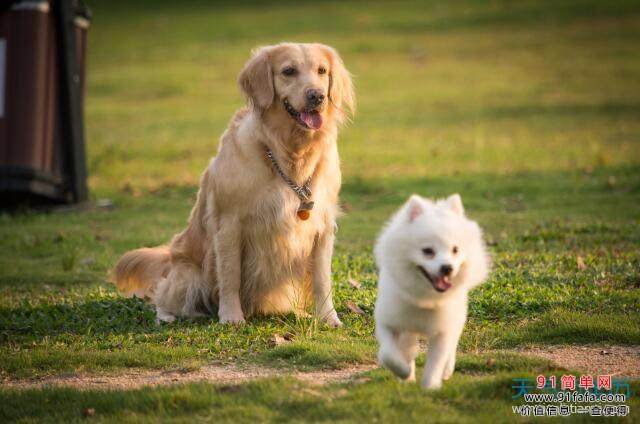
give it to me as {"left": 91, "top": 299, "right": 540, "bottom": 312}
{"left": 0, "top": 297, "right": 160, "bottom": 340}
{"left": 502, "top": 309, "right": 640, "bottom": 346}
{"left": 464, "top": 308, "right": 640, "bottom": 350}
{"left": 5, "top": 360, "right": 632, "bottom": 423}
{"left": 255, "top": 332, "right": 375, "bottom": 370}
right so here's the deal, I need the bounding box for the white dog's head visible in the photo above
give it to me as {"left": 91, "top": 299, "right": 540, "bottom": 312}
{"left": 376, "top": 194, "right": 489, "bottom": 297}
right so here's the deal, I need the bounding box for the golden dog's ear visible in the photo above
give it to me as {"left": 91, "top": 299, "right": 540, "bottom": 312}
{"left": 238, "top": 47, "right": 274, "bottom": 111}
{"left": 321, "top": 45, "right": 356, "bottom": 124}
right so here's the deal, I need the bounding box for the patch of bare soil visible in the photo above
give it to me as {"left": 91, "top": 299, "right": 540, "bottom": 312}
{"left": 517, "top": 345, "right": 640, "bottom": 378}
{"left": 5, "top": 346, "right": 638, "bottom": 391}
{"left": 3, "top": 364, "right": 377, "bottom": 391}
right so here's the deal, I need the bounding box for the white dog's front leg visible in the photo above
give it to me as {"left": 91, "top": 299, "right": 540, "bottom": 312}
{"left": 215, "top": 217, "right": 245, "bottom": 324}
{"left": 442, "top": 318, "right": 465, "bottom": 381}
{"left": 397, "top": 332, "right": 419, "bottom": 382}
{"left": 376, "top": 325, "right": 411, "bottom": 380}
{"left": 442, "top": 339, "right": 461, "bottom": 381}
{"left": 311, "top": 230, "right": 341, "bottom": 327}
{"left": 422, "top": 333, "right": 457, "bottom": 390}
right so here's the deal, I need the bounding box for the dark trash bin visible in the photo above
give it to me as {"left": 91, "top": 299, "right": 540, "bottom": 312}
{"left": 0, "top": 0, "right": 90, "bottom": 208}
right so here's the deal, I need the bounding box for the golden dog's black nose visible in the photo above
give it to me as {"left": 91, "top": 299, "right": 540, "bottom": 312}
{"left": 306, "top": 89, "right": 325, "bottom": 108}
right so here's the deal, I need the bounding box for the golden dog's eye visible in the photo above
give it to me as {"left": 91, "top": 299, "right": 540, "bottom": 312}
{"left": 452, "top": 246, "right": 459, "bottom": 254}
{"left": 422, "top": 247, "right": 435, "bottom": 256}
{"left": 282, "top": 67, "right": 297, "bottom": 76}
{"left": 318, "top": 67, "right": 327, "bottom": 75}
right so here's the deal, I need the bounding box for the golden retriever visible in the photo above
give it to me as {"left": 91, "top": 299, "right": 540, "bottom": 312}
{"left": 112, "top": 43, "right": 355, "bottom": 326}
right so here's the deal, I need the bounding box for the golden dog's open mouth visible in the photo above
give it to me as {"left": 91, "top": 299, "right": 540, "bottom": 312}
{"left": 417, "top": 265, "right": 452, "bottom": 293}
{"left": 283, "top": 99, "right": 323, "bottom": 130}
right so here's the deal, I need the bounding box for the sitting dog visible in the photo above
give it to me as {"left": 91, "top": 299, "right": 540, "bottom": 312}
{"left": 112, "top": 43, "right": 355, "bottom": 326}
{"left": 374, "top": 194, "right": 490, "bottom": 389}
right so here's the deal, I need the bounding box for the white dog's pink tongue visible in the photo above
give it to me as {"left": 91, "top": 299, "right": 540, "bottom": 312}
{"left": 300, "top": 111, "right": 323, "bottom": 130}
{"left": 433, "top": 276, "right": 452, "bottom": 292}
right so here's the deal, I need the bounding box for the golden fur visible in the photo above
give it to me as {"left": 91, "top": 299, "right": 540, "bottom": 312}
{"left": 112, "top": 43, "right": 355, "bottom": 325}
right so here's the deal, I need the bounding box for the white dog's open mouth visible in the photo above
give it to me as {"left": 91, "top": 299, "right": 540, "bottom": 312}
{"left": 417, "top": 266, "right": 452, "bottom": 293}
{"left": 283, "top": 99, "right": 323, "bottom": 130}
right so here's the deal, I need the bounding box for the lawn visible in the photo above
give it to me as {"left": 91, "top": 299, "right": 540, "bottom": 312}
{"left": 1, "top": 0, "right": 640, "bottom": 421}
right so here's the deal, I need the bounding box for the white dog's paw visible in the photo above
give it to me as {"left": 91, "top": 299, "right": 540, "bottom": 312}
{"left": 421, "top": 376, "right": 443, "bottom": 390}
{"left": 442, "top": 366, "right": 454, "bottom": 381}
{"left": 218, "top": 308, "right": 245, "bottom": 325}
{"left": 442, "top": 355, "right": 456, "bottom": 380}
{"left": 404, "top": 362, "right": 416, "bottom": 382}
{"left": 378, "top": 349, "right": 411, "bottom": 380}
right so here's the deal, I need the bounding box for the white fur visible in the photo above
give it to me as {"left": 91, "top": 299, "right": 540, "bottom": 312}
{"left": 374, "top": 194, "right": 490, "bottom": 389}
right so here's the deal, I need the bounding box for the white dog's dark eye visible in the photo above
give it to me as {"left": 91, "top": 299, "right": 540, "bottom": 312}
{"left": 318, "top": 67, "right": 327, "bottom": 75}
{"left": 422, "top": 247, "right": 435, "bottom": 256}
{"left": 282, "top": 67, "right": 297, "bottom": 76}
{"left": 452, "top": 246, "right": 459, "bottom": 254}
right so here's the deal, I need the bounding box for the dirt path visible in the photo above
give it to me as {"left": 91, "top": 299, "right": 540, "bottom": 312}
{"left": 4, "top": 345, "right": 639, "bottom": 390}
{"left": 3, "top": 364, "right": 378, "bottom": 391}
{"left": 516, "top": 345, "right": 640, "bottom": 378}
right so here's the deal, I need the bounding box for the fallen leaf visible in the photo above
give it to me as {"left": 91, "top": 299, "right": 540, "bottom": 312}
{"left": 577, "top": 255, "right": 586, "bottom": 271}
{"left": 333, "top": 388, "right": 349, "bottom": 397}
{"left": 270, "top": 333, "right": 290, "bottom": 346}
{"left": 345, "top": 301, "right": 364, "bottom": 315}
{"left": 348, "top": 277, "right": 361, "bottom": 289}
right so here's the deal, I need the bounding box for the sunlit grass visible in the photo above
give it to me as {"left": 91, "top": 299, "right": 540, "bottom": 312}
{"left": 1, "top": 0, "right": 639, "bottom": 421}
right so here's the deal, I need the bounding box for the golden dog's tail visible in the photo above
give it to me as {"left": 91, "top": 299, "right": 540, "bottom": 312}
{"left": 111, "top": 246, "right": 171, "bottom": 299}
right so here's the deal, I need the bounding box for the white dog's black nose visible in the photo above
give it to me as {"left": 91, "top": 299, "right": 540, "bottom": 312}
{"left": 440, "top": 264, "right": 453, "bottom": 276}
{"left": 306, "top": 89, "right": 325, "bottom": 108}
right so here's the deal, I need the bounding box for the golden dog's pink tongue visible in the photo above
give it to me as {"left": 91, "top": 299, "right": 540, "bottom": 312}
{"left": 300, "top": 111, "right": 322, "bottom": 130}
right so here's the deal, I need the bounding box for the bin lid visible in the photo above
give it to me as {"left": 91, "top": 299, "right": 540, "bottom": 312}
{"left": 9, "top": 1, "right": 50, "bottom": 13}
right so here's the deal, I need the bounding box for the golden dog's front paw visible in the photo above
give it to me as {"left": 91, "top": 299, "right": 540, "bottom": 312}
{"left": 322, "top": 310, "right": 343, "bottom": 328}
{"left": 218, "top": 308, "right": 245, "bottom": 325}
{"left": 219, "top": 316, "right": 245, "bottom": 325}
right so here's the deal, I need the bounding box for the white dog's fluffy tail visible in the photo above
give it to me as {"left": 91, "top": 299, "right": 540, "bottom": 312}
{"left": 111, "top": 246, "right": 171, "bottom": 299}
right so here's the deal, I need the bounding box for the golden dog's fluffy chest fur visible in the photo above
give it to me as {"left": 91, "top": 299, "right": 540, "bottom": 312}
{"left": 240, "top": 183, "right": 329, "bottom": 314}
{"left": 201, "top": 109, "right": 340, "bottom": 315}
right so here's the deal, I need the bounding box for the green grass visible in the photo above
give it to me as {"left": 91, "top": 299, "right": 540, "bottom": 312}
{"left": 6, "top": 356, "right": 639, "bottom": 423}
{"left": 2, "top": 357, "right": 639, "bottom": 423}
{"left": 1, "top": 0, "right": 640, "bottom": 421}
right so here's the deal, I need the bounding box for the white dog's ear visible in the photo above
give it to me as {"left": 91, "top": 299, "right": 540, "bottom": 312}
{"left": 238, "top": 46, "right": 274, "bottom": 111}
{"left": 446, "top": 193, "right": 464, "bottom": 215}
{"left": 407, "top": 195, "right": 424, "bottom": 222}
{"left": 319, "top": 44, "right": 355, "bottom": 124}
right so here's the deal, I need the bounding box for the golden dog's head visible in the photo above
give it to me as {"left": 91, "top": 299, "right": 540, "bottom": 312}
{"left": 238, "top": 43, "right": 355, "bottom": 132}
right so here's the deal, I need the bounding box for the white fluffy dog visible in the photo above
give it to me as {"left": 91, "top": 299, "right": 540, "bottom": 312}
{"left": 374, "top": 194, "right": 490, "bottom": 389}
